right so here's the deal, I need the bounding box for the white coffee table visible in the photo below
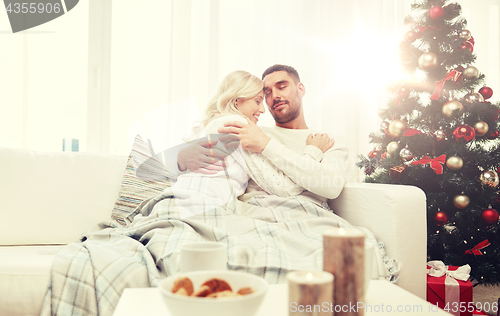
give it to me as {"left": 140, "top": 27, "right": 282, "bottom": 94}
{"left": 113, "top": 280, "right": 452, "bottom": 316}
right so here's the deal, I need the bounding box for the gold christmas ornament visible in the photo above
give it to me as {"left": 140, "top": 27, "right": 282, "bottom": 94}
{"left": 463, "top": 66, "right": 479, "bottom": 79}
{"left": 453, "top": 194, "right": 470, "bottom": 209}
{"left": 474, "top": 121, "right": 489, "bottom": 136}
{"left": 441, "top": 99, "right": 464, "bottom": 118}
{"left": 480, "top": 170, "right": 499, "bottom": 187}
{"left": 386, "top": 141, "right": 400, "bottom": 158}
{"left": 459, "top": 29, "right": 472, "bottom": 40}
{"left": 418, "top": 52, "right": 438, "bottom": 71}
{"left": 464, "top": 91, "right": 484, "bottom": 104}
{"left": 446, "top": 156, "right": 463, "bottom": 171}
{"left": 388, "top": 119, "right": 408, "bottom": 138}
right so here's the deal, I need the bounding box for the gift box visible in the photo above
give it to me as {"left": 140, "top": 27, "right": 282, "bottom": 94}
{"left": 427, "top": 261, "right": 473, "bottom": 316}
{"left": 472, "top": 308, "right": 488, "bottom": 315}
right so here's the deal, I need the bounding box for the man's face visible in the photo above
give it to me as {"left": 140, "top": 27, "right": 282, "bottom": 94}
{"left": 262, "top": 71, "right": 304, "bottom": 124}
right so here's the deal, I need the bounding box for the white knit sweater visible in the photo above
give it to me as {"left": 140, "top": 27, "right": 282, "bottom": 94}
{"left": 240, "top": 125, "right": 349, "bottom": 207}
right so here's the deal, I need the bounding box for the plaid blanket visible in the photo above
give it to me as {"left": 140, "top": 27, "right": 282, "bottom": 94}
{"left": 41, "top": 186, "right": 399, "bottom": 316}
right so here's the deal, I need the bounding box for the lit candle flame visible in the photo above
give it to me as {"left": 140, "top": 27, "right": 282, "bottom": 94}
{"left": 306, "top": 273, "right": 313, "bottom": 280}
{"left": 339, "top": 227, "right": 345, "bottom": 235}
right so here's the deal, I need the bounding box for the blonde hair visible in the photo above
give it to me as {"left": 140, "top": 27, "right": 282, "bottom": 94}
{"left": 202, "top": 70, "right": 263, "bottom": 127}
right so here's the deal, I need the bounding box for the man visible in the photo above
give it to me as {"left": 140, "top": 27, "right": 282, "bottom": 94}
{"left": 217, "top": 64, "right": 348, "bottom": 207}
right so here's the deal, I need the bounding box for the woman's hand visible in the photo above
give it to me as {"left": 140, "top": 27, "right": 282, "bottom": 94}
{"left": 306, "top": 133, "right": 335, "bottom": 153}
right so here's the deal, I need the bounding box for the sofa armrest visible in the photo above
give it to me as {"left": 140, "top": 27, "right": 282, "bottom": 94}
{"left": 328, "top": 182, "right": 427, "bottom": 299}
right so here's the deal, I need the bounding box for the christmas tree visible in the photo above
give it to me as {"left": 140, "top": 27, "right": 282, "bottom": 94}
{"left": 357, "top": 0, "right": 500, "bottom": 286}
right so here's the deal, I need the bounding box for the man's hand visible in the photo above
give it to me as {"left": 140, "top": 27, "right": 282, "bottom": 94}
{"left": 306, "top": 133, "right": 334, "bottom": 153}
{"left": 177, "top": 139, "right": 227, "bottom": 174}
{"left": 218, "top": 118, "right": 271, "bottom": 153}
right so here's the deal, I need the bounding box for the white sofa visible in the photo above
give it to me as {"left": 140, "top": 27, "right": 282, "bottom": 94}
{"left": 0, "top": 146, "right": 427, "bottom": 316}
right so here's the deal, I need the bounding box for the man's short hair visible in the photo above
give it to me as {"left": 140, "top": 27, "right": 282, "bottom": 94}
{"left": 262, "top": 64, "right": 300, "bottom": 83}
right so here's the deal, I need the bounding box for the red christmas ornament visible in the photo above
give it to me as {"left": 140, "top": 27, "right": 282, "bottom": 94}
{"left": 486, "top": 130, "right": 499, "bottom": 140}
{"left": 368, "top": 150, "right": 381, "bottom": 159}
{"left": 478, "top": 86, "right": 494, "bottom": 100}
{"left": 404, "top": 30, "right": 419, "bottom": 42}
{"left": 398, "top": 86, "right": 410, "bottom": 99}
{"left": 429, "top": 6, "right": 444, "bottom": 20}
{"left": 460, "top": 41, "right": 474, "bottom": 52}
{"left": 481, "top": 208, "right": 499, "bottom": 225}
{"left": 453, "top": 124, "right": 475, "bottom": 142}
{"left": 435, "top": 211, "right": 448, "bottom": 226}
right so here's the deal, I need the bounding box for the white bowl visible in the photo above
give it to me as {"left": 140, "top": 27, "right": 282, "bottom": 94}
{"left": 158, "top": 270, "right": 268, "bottom": 316}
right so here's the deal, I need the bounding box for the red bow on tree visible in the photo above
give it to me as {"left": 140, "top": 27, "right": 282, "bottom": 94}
{"left": 410, "top": 155, "right": 446, "bottom": 175}
{"left": 403, "top": 129, "right": 423, "bottom": 137}
{"left": 431, "top": 66, "right": 465, "bottom": 100}
{"left": 464, "top": 239, "right": 490, "bottom": 256}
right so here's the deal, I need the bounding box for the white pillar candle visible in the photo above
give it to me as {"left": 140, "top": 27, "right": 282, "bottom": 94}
{"left": 287, "top": 270, "right": 334, "bottom": 316}
{"left": 323, "top": 228, "right": 365, "bottom": 316}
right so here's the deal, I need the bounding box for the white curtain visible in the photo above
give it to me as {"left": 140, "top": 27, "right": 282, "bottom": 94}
{"left": 2, "top": 0, "right": 499, "bottom": 182}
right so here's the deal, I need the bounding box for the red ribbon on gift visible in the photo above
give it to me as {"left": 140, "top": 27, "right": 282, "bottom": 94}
{"left": 411, "top": 155, "right": 446, "bottom": 175}
{"left": 431, "top": 67, "right": 464, "bottom": 100}
{"left": 464, "top": 239, "right": 490, "bottom": 256}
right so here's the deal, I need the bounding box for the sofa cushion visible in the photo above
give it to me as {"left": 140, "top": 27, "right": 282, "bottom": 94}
{"left": 0, "top": 147, "right": 127, "bottom": 245}
{"left": 110, "top": 135, "right": 171, "bottom": 225}
{"left": 0, "top": 245, "right": 63, "bottom": 316}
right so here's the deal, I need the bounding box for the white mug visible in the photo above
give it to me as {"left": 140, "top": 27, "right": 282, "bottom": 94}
{"left": 172, "top": 241, "right": 227, "bottom": 273}
{"left": 364, "top": 240, "right": 374, "bottom": 294}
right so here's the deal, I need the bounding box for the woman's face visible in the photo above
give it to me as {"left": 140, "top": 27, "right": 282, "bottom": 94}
{"left": 237, "top": 91, "right": 265, "bottom": 124}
